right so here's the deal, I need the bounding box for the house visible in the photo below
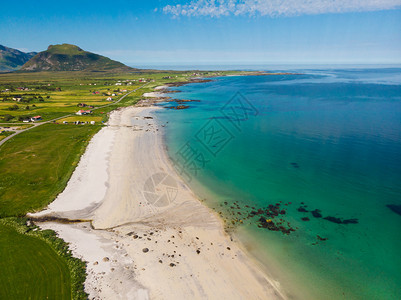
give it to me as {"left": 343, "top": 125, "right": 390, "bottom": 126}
{"left": 115, "top": 82, "right": 122, "bottom": 86}
{"left": 106, "top": 97, "right": 113, "bottom": 101}
{"left": 112, "top": 93, "right": 116, "bottom": 96}
{"left": 13, "top": 96, "right": 23, "bottom": 102}
{"left": 90, "top": 121, "right": 96, "bottom": 125}
{"left": 31, "top": 116, "right": 42, "bottom": 122}
{"left": 76, "top": 110, "right": 92, "bottom": 115}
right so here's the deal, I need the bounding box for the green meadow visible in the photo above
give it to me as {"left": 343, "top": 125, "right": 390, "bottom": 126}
{"left": 0, "top": 222, "right": 72, "bottom": 300}
{"left": 0, "top": 123, "right": 102, "bottom": 217}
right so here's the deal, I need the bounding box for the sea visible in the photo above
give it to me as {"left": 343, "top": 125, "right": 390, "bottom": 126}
{"left": 154, "top": 67, "right": 401, "bottom": 300}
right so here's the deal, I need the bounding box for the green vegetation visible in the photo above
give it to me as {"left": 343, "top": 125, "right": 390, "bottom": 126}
{"left": 0, "top": 123, "right": 101, "bottom": 217}
{"left": 0, "top": 218, "right": 87, "bottom": 300}
{"left": 0, "top": 44, "right": 36, "bottom": 71}
{"left": 0, "top": 130, "right": 15, "bottom": 141}
{"left": 21, "top": 44, "right": 132, "bottom": 72}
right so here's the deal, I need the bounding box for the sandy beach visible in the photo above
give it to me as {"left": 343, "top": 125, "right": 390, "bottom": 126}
{"left": 30, "top": 101, "right": 285, "bottom": 299}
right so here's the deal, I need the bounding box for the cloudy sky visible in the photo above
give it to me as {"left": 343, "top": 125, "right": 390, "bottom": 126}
{"left": 1, "top": 0, "right": 400, "bottom": 65}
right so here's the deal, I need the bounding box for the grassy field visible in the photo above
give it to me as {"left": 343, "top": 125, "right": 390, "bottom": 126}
{"left": 0, "top": 123, "right": 101, "bottom": 217}
{"left": 58, "top": 116, "right": 103, "bottom": 123}
{"left": 0, "top": 70, "right": 228, "bottom": 123}
{"left": 0, "top": 223, "right": 72, "bottom": 300}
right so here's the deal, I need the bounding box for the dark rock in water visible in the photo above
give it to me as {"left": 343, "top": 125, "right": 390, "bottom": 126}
{"left": 290, "top": 162, "right": 300, "bottom": 169}
{"left": 301, "top": 217, "right": 310, "bottom": 221}
{"left": 317, "top": 235, "right": 328, "bottom": 241}
{"left": 324, "top": 216, "right": 342, "bottom": 224}
{"left": 311, "top": 209, "right": 322, "bottom": 218}
{"left": 297, "top": 207, "right": 308, "bottom": 213}
{"left": 387, "top": 204, "right": 401, "bottom": 216}
{"left": 343, "top": 218, "right": 359, "bottom": 224}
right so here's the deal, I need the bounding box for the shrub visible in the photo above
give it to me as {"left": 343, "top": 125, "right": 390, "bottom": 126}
{"left": 0, "top": 114, "right": 14, "bottom": 121}
{"left": 8, "top": 105, "right": 19, "bottom": 111}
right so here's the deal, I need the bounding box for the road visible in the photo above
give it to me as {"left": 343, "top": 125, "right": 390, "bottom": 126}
{"left": 0, "top": 83, "right": 148, "bottom": 149}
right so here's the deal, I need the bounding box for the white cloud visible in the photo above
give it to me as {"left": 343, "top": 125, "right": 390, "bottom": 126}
{"left": 163, "top": 0, "right": 401, "bottom": 17}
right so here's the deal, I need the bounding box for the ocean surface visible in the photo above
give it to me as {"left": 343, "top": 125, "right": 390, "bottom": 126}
{"left": 155, "top": 68, "right": 401, "bottom": 299}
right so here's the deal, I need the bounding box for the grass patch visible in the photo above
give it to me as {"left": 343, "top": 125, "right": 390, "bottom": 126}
{"left": 0, "top": 123, "right": 101, "bottom": 217}
{"left": 58, "top": 116, "right": 103, "bottom": 123}
{"left": 0, "top": 217, "right": 87, "bottom": 300}
{"left": 0, "top": 130, "right": 15, "bottom": 141}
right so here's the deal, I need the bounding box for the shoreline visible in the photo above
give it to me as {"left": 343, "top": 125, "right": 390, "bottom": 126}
{"left": 30, "top": 101, "right": 286, "bottom": 299}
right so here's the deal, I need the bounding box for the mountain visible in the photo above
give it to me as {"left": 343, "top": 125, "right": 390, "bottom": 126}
{"left": 0, "top": 45, "right": 37, "bottom": 71}
{"left": 21, "top": 44, "right": 133, "bottom": 72}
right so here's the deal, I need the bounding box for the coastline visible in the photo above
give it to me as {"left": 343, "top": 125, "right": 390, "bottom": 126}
{"left": 30, "top": 101, "right": 286, "bottom": 299}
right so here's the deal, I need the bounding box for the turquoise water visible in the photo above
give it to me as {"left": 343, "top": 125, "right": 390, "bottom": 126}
{"left": 155, "top": 68, "right": 401, "bottom": 299}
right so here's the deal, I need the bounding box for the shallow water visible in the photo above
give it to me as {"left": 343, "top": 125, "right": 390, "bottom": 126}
{"left": 156, "top": 68, "right": 401, "bottom": 299}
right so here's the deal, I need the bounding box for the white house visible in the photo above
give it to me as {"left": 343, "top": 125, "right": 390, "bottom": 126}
{"left": 31, "top": 116, "right": 42, "bottom": 122}
{"left": 76, "top": 110, "right": 92, "bottom": 116}
{"left": 106, "top": 97, "right": 113, "bottom": 101}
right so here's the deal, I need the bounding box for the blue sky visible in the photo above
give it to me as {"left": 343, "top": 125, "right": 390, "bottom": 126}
{"left": 1, "top": 0, "right": 400, "bottom": 65}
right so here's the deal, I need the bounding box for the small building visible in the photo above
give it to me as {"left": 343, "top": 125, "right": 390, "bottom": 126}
{"left": 112, "top": 93, "right": 116, "bottom": 96}
{"left": 13, "top": 96, "right": 23, "bottom": 102}
{"left": 76, "top": 110, "right": 92, "bottom": 116}
{"left": 31, "top": 116, "right": 42, "bottom": 122}
{"left": 106, "top": 97, "right": 113, "bottom": 101}
{"left": 90, "top": 121, "right": 96, "bottom": 125}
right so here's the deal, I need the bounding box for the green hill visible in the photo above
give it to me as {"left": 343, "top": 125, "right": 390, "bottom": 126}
{"left": 0, "top": 45, "right": 37, "bottom": 71}
{"left": 21, "top": 44, "right": 133, "bottom": 72}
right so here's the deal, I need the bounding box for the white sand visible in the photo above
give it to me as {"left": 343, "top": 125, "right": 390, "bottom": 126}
{"left": 142, "top": 91, "right": 165, "bottom": 98}
{"left": 31, "top": 106, "right": 285, "bottom": 299}
{"left": 154, "top": 85, "right": 169, "bottom": 90}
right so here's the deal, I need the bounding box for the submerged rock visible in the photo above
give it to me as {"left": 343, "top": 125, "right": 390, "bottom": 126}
{"left": 323, "top": 216, "right": 342, "bottom": 224}
{"left": 297, "top": 207, "right": 308, "bottom": 212}
{"left": 387, "top": 204, "right": 401, "bottom": 216}
{"left": 311, "top": 209, "right": 322, "bottom": 218}
{"left": 342, "top": 218, "right": 359, "bottom": 224}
